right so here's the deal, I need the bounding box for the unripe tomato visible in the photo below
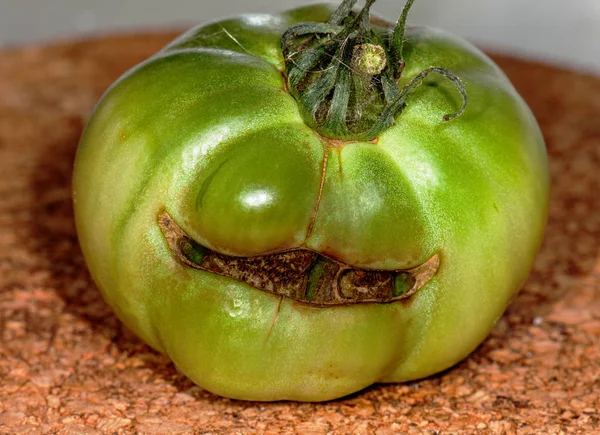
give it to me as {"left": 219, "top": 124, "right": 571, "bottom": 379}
{"left": 73, "top": 1, "right": 549, "bottom": 401}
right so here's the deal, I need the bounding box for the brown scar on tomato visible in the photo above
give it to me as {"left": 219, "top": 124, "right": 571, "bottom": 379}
{"left": 158, "top": 210, "right": 439, "bottom": 306}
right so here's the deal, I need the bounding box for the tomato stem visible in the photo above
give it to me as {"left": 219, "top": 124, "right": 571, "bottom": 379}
{"left": 282, "top": 0, "right": 468, "bottom": 141}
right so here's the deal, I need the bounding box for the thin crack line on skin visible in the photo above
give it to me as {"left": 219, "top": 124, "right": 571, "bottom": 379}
{"left": 264, "top": 296, "right": 284, "bottom": 345}
{"left": 220, "top": 25, "right": 251, "bottom": 55}
{"left": 305, "top": 149, "right": 329, "bottom": 241}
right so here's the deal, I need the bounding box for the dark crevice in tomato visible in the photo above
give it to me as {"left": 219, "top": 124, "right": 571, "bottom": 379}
{"left": 158, "top": 210, "right": 439, "bottom": 306}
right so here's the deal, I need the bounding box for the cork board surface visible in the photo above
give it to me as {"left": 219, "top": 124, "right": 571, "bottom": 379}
{"left": 0, "top": 31, "right": 599, "bottom": 435}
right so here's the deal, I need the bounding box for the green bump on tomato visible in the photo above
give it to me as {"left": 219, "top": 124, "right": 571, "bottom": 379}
{"left": 73, "top": 0, "right": 549, "bottom": 401}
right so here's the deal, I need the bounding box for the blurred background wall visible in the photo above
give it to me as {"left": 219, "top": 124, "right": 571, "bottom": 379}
{"left": 1, "top": 0, "right": 599, "bottom": 75}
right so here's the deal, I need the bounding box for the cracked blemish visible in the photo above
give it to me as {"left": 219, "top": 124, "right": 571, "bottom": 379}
{"left": 159, "top": 210, "right": 439, "bottom": 306}
{"left": 226, "top": 297, "right": 245, "bottom": 318}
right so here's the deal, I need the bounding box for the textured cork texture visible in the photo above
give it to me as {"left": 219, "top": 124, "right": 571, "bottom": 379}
{"left": 0, "top": 32, "right": 599, "bottom": 434}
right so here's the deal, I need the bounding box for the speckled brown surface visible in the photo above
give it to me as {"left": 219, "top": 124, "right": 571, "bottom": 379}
{"left": 0, "top": 32, "right": 599, "bottom": 435}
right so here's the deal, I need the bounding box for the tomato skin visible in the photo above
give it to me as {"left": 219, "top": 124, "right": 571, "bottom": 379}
{"left": 73, "top": 4, "right": 549, "bottom": 401}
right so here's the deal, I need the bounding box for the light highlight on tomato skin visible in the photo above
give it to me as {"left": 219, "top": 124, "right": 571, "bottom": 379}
{"left": 73, "top": 4, "right": 549, "bottom": 401}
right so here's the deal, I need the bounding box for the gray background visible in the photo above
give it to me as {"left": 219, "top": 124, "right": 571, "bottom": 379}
{"left": 1, "top": 0, "right": 599, "bottom": 75}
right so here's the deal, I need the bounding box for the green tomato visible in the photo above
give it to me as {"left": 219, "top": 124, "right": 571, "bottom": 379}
{"left": 73, "top": 0, "right": 549, "bottom": 402}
